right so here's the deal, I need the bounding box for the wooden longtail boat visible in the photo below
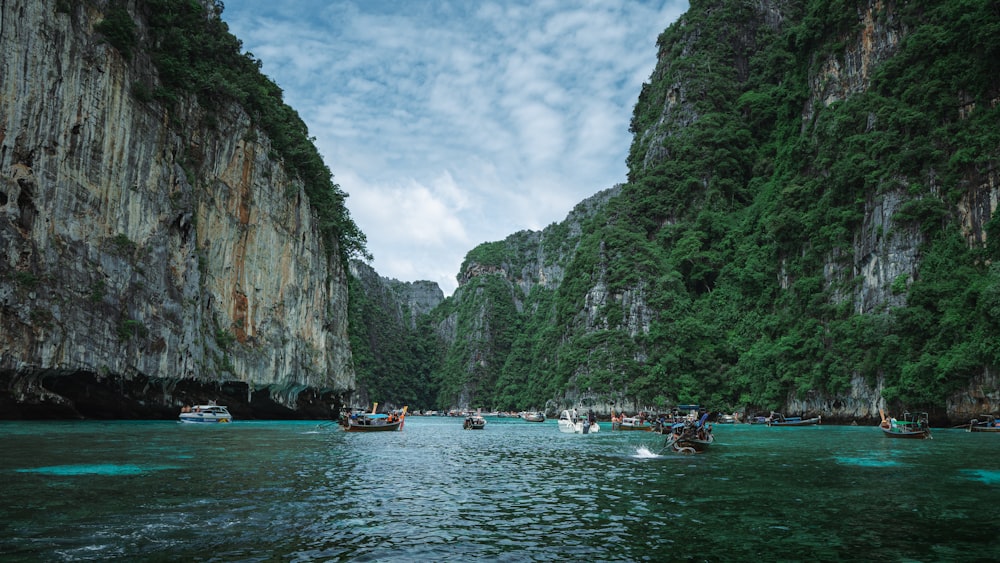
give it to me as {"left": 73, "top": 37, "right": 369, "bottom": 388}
{"left": 766, "top": 412, "right": 821, "bottom": 427}
{"left": 612, "top": 414, "right": 654, "bottom": 431}
{"left": 967, "top": 414, "right": 1000, "bottom": 433}
{"left": 463, "top": 414, "right": 487, "bottom": 429}
{"left": 663, "top": 413, "right": 714, "bottom": 454}
{"left": 879, "top": 409, "right": 931, "bottom": 439}
{"left": 343, "top": 404, "right": 407, "bottom": 432}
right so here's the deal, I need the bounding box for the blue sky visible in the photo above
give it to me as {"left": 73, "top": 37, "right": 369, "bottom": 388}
{"left": 221, "top": 0, "right": 689, "bottom": 295}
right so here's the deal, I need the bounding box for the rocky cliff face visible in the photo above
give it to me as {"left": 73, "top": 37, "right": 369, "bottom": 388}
{"left": 431, "top": 186, "right": 621, "bottom": 410}
{"left": 625, "top": 0, "right": 999, "bottom": 423}
{"left": 345, "top": 260, "right": 443, "bottom": 409}
{"left": 457, "top": 185, "right": 622, "bottom": 296}
{"left": 0, "top": 0, "right": 353, "bottom": 418}
{"left": 350, "top": 260, "right": 444, "bottom": 332}
{"left": 426, "top": 0, "right": 999, "bottom": 424}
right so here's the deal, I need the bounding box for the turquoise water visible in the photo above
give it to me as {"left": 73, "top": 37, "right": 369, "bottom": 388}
{"left": 2, "top": 418, "right": 998, "bottom": 561}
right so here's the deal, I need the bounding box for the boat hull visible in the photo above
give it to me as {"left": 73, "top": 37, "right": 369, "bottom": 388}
{"left": 178, "top": 405, "right": 232, "bottom": 423}
{"left": 768, "top": 417, "right": 821, "bottom": 427}
{"left": 558, "top": 422, "right": 600, "bottom": 434}
{"left": 880, "top": 427, "right": 930, "bottom": 439}
{"left": 345, "top": 421, "right": 403, "bottom": 432}
{"left": 463, "top": 417, "right": 487, "bottom": 430}
{"left": 612, "top": 417, "right": 654, "bottom": 431}
{"left": 668, "top": 437, "right": 713, "bottom": 453}
{"left": 178, "top": 415, "right": 231, "bottom": 423}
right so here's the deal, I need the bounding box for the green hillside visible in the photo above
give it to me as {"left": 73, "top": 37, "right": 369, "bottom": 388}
{"left": 389, "top": 0, "right": 998, "bottom": 419}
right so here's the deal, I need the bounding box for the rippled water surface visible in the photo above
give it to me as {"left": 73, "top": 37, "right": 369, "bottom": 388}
{"left": 2, "top": 417, "right": 999, "bottom": 561}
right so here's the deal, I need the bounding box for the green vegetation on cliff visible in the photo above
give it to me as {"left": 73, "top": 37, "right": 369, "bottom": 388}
{"left": 347, "top": 275, "right": 440, "bottom": 409}
{"left": 421, "top": 0, "right": 1000, "bottom": 417}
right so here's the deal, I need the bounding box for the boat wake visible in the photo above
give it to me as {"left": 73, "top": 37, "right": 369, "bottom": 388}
{"left": 632, "top": 445, "right": 663, "bottom": 459}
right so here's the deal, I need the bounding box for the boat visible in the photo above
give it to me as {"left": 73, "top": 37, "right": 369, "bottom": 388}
{"left": 968, "top": 414, "right": 1000, "bottom": 432}
{"left": 522, "top": 411, "right": 545, "bottom": 422}
{"left": 879, "top": 409, "right": 931, "bottom": 439}
{"left": 663, "top": 412, "right": 714, "bottom": 454}
{"left": 343, "top": 405, "right": 408, "bottom": 432}
{"left": 178, "top": 403, "right": 232, "bottom": 423}
{"left": 557, "top": 409, "right": 600, "bottom": 434}
{"left": 766, "top": 412, "right": 821, "bottom": 426}
{"left": 463, "top": 414, "right": 487, "bottom": 430}
{"left": 611, "top": 414, "right": 654, "bottom": 431}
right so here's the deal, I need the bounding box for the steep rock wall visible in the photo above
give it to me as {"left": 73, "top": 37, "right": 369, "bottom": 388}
{"left": 795, "top": 1, "right": 1000, "bottom": 421}
{"left": 434, "top": 186, "right": 622, "bottom": 410}
{"left": 347, "top": 260, "right": 443, "bottom": 408}
{"left": 0, "top": 0, "right": 353, "bottom": 417}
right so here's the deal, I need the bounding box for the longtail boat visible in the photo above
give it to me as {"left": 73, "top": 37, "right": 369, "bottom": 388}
{"left": 662, "top": 412, "right": 714, "bottom": 454}
{"left": 879, "top": 409, "right": 931, "bottom": 439}
{"left": 463, "top": 414, "right": 487, "bottom": 430}
{"left": 611, "top": 411, "right": 654, "bottom": 431}
{"left": 766, "top": 412, "right": 821, "bottom": 427}
{"left": 343, "top": 404, "right": 407, "bottom": 432}
{"left": 968, "top": 414, "right": 1000, "bottom": 433}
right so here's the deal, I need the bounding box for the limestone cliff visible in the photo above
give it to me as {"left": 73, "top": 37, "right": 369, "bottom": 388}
{"left": 627, "top": 0, "right": 999, "bottom": 423}
{"left": 347, "top": 260, "right": 442, "bottom": 409}
{"left": 0, "top": 0, "right": 353, "bottom": 418}
{"left": 426, "top": 0, "right": 1000, "bottom": 425}
{"left": 432, "top": 186, "right": 622, "bottom": 411}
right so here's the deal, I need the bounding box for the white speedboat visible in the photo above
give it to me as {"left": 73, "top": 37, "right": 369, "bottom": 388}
{"left": 557, "top": 409, "right": 599, "bottom": 434}
{"left": 179, "top": 404, "right": 233, "bottom": 423}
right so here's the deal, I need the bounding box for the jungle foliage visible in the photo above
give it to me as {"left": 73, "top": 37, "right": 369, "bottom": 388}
{"left": 346, "top": 275, "right": 441, "bottom": 410}
{"left": 415, "top": 0, "right": 1000, "bottom": 416}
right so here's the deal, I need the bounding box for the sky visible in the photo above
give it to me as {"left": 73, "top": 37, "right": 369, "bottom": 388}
{"left": 220, "top": 0, "right": 689, "bottom": 296}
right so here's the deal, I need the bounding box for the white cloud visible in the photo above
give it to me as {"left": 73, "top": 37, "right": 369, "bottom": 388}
{"left": 222, "top": 0, "right": 689, "bottom": 295}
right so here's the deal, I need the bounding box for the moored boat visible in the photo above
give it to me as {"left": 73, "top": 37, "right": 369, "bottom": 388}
{"left": 557, "top": 409, "right": 600, "bottom": 434}
{"left": 663, "top": 412, "right": 714, "bottom": 454}
{"left": 766, "top": 412, "right": 821, "bottom": 427}
{"left": 967, "top": 414, "right": 1000, "bottom": 433}
{"left": 611, "top": 414, "right": 654, "bottom": 431}
{"left": 179, "top": 403, "right": 232, "bottom": 423}
{"left": 715, "top": 413, "right": 738, "bottom": 424}
{"left": 879, "top": 409, "right": 931, "bottom": 439}
{"left": 463, "top": 414, "right": 487, "bottom": 430}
